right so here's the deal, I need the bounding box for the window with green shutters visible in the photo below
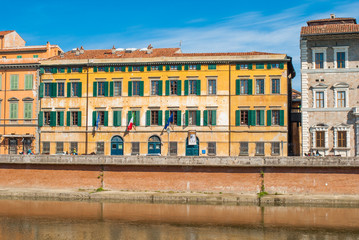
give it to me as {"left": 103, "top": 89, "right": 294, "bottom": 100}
{"left": 147, "top": 110, "right": 163, "bottom": 126}
{"left": 33, "top": 55, "right": 38, "bottom": 58}
{"left": 24, "top": 102, "right": 32, "bottom": 119}
{"left": 24, "top": 75, "right": 33, "bottom": 90}
{"left": 267, "top": 110, "right": 272, "bottom": 126}
{"left": 186, "top": 110, "right": 200, "bottom": 126}
{"left": 9, "top": 102, "right": 18, "bottom": 119}
{"left": 208, "top": 64, "right": 216, "bottom": 70}
{"left": 248, "top": 110, "right": 256, "bottom": 126}
{"left": 248, "top": 63, "right": 253, "bottom": 70}
{"left": 256, "top": 110, "right": 265, "bottom": 126}
{"left": 203, "top": 110, "right": 217, "bottom": 126}
{"left": 10, "top": 75, "right": 19, "bottom": 90}
{"left": 113, "top": 111, "right": 122, "bottom": 126}
{"left": 256, "top": 63, "right": 264, "bottom": 69}
{"left": 128, "top": 111, "right": 140, "bottom": 126}
{"left": 57, "top": 111, "right": 64, "bottom": 126}
{"left": 17, "top": 55, "right": 22, "bottom": 58}
{"left": 237, "top": 79, "right": 252, "bottom": 95}
{"left": 235, "top": 110, "right": 240, "bottom": 126}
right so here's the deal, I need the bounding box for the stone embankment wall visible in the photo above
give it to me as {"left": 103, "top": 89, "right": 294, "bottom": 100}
{"left": 0, "top": 155, "right": 358, "bottom": 195}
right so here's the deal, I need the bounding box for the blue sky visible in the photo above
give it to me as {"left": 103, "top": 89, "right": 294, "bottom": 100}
{"left": 2, "top": 0, "right": 359, "bottom": 90}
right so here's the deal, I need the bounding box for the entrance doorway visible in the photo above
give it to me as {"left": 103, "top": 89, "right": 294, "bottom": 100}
{"left": 148, "top": 135, "right": 161, "bottom": 155}
{"left": 186, "top": 137, "right": 199, "bottom": 156}
{"left": 111, "top": 136, "right": 124, "bottom": 155}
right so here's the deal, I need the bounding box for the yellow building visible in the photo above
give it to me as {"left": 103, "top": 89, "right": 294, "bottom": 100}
{"left": 39, "top": 47, "right": 295, "bottom": 156}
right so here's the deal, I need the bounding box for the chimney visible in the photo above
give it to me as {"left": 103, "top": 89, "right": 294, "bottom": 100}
{"left": 46, "top": 41, "right": 50, "bottom": 51}
{"left": 112, "top": 45, "right": 116, "bottom": 54}
{"left": 147, "top": 44, "right": 153, "bottom": 54}
{"left": 60, "top": 52, "right": 64, "bottom": 58}
{"left": 75, "top": 47, "right": 80, "bottom": 56}
{"left": 330, "top": 14, "right": 336, "bottom": 19}
{"left": 80, "top": 46, "right": 84, "bottom": 54}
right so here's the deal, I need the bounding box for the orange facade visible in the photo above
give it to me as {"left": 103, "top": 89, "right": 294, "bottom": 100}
{"left": 0, "top": 31, "right": 61, "bottom": 154}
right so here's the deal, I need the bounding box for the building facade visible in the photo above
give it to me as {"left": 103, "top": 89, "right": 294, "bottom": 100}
{"left": 0, "top": 31, "right": 61, "bottom": 154}
{"left": 39, "top": 47, "right": 294, "bottom": 156}
{"left": 301, "top": 15, "right": 359, "bottom": 156}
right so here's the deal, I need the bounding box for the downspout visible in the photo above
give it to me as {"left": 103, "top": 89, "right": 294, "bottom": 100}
{"left": 228, "top": 62, "right": 231, "bottom": 156}
{"left": 3, "top": 70, "right": 6, "bottom": 139}
{"left": 85, "top": 63, "right": 89, "bottom": 155}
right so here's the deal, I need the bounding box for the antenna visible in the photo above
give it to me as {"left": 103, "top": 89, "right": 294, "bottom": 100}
{"left": 179, "top": 40, "right": 182, "bottom": 47}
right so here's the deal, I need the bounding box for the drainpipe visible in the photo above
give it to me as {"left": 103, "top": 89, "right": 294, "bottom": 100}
{"left": 3, "top": 70, "right": 6, "bottom": 141}
{"left": 85, "top": 63, "right": 89, "bottom": 155}
{"left": 228, "top": 62, "right": 231, "bottom": 156}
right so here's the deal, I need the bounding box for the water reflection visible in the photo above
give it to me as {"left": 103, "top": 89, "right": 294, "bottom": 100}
{"left": 0, "top": 199, "right": 359, "bottom": 239}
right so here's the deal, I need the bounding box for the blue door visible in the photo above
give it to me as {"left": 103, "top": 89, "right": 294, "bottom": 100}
{"left": 111, "top": 136, "right": 124, "bottom": 155}
{"left": 186, "top": 137, "right": 199, "bottom": 156}
{"left": 148, "top": 136, "right": 161, "bottom": 155}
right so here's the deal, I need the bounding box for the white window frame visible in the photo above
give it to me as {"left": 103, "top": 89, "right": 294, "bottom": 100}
{"left": 333, "top": 124, "right": 351, "bottom": 156}
{"left": 333, "top": 82, "right": 349, "bottom": 108}
{"left": 312, "top": 47, "right": 327, "bottom": 69}
{"left": 312, "top": 83, "right": 328, "bottom": 108}
{"left": 333, "top": 46, "right": 349, "bottom": 69}
{"left": 310, "top": 124, "right": 329, "bottom": 155}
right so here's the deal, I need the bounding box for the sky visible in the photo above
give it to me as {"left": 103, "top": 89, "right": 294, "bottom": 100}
{"left": 2, "top": 0, "right": 359, "bottom": 90}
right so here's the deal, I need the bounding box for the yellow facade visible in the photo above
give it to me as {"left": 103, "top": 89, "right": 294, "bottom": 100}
{"left": 39, "top": 48, "right": 294, "bottom": 156}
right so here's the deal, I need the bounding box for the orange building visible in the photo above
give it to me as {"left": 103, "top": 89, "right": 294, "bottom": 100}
{"left": 0, "top": 30, "right": 62, "bottom": 154}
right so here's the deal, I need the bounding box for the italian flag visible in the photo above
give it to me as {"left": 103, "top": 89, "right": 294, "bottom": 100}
{"left": 127, "top": 113, "right": 134, "bottom": 131}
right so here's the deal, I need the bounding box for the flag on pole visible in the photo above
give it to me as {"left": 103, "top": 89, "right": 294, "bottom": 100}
{"left": 127, "top": 112, "right": 135, "bottom": 131}
{"left": 95, "top": 113, "right": 100, "bottom": 130}
{"left": 164, "top": 113, "right": 173, "bottom": 130}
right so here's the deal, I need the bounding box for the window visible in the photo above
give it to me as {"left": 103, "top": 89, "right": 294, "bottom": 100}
{"left": 71, "top": 67, "right": 81, "bottom": 72}
{"left": 45, "top": 68, "right": 52, "bottom": 73}
{"left": 256, "top": 63, "right": 264, "bottom": 69}
{"left": 131, "top": 142, "right": 140, "bottom": 155}
{"left": 70, "top": 142, "right": 78, "bottom": 153}
{"left": 151, "top": 81, "right": 160, "bottom": 95}
{"left": 337, "top": 52, "right": 345, "bottom": 68}
{"left": 71, "top": 82, "right": 81, "bottom": 97}
{"left": 10, "top": 74, "right": 19, "bottom": 90}
{"left": 188, "top": 110, "right": 197, "bottom": 126}
{"left": 24, "top": 102, "right": 32, "bottom": 119}
{"left": 16, "top": 55, "right": 22, "bottom": 59}
{"left": 170, "top": 65, "right": 178, "bottom": 70}
{"left": 256, "top": 110, "right": 264, "bottom": 126}
{"left": 24, "top": 75, "right": 33, "bottom": 90}
{"left": 208, "top": 64, "right": 216, "bottom": 70}
{"left": 208, "top": 110, "right": 216, "bottom": 125}
{"left": 57, "top": 112, "right": 63, "bottom": 126}
{"left": 151, "top": 66, "right": 159, "bottom": 71}
{"left": 208, "top": 142, "right": 216, "bottom": 155}
{"left": 334, "top": 47, "right": 348, "bottom": 69}
{"left": 170, "top": 80, "right": 178, "bottom": 95}
{"left": 97, "top": 82, "right": 106, "bottom": 96}
{"left": 42, "top": 142, "right": 50, "bottom": 154}
{"left": 151, "top": 110, "right": 159, "bottom": 125}
{"left": 44, "top": 111, "right": 51, "bottom": 125}
{"left": 240, "top": 142, "right": 249, "bottom": 155}
{"left": 315, "top": 53, "right": 324, "bottom": 69}
{"left": 271, "top": 63, "right": 280, "bottom": 69}
{"left": 240, "top": 64, "right": 248, "bottom": 69}
{"left": 337, "top": 91, "right": 346, "bottom": 108}
{"left": 97, "top": 142, "right": 105, "bottom": 155}
{"left": 132, "top": 81, "right": 140, "bottom": 96}
{"left": 271, "top": 79, "right": 280, "bottom": 94}
{"left": 240, "top": 80, "right": 248, "bottom": 94}
{"left": 114, "top": 81, "right": 122, "bottom": 96}
{"left": 272, "top": 110, "right": 280, "bottom": 126}
{"left": 98, "top": 67, "right": 105, "bottom": 72}
{"left": 316, "top": 131, "right": 325, "bottom": 148}
{"left": 57, "top": 83, "right": 65, "bottom": 97}
{"left": 256, "top": 142, "right": 264, "bottom": 155}
{"left": 256, "top": 79, "right": 264, "bottom": 94}
{"left": 133, "top": 66, "right": 140, "bottom": 71}
{"left": 241, "top": 110, "right": 248, "bottom": 125}
{"left": 71, "top": 112, "right": 79, "bottom": 126}
{"left": 189, "top": 65, "right": 197, "bottom": 70}
{"left": 9, "top": 102, "right": 18, "bottom": 120}
{"left": 169, "top": 142, "right": 177, "bottom": 156}
{"left": 189, "top": 80, "right": 197, "bottom": 95}
{"left": 316, "top": 92, "right": 324, "bottom": 108}
{"left": 208, "top": 79, "right": 216, "bottom": 95}
{"left": 97, "top": 111, "right": 105, "bottom": 126}
{"left": 44, "top": 83, "right": 51, "bottom": 97}
{"left": 271, "top": 142, "right": 280, "bottom": 155}
{"left": 170, "top": 110, "right": 179, "bottom": 125}
{"left": 56, "top": 142, "right": 64, "bottom": 154}
{"left": 338, "top": 131, "right": 347, "bottom": 148}
{"left": 33, "top": 55, "right": 38, "bottom": 58}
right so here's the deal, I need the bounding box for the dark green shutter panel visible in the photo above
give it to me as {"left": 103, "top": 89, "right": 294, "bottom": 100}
{"left": 140, "top": 66, "right": 144, "bottom": 72}
{"left": 40, "top": 68, "right": 45, "bottom": 74}
{"left": 249, "top": 110, "right": 255, "bottom": 126}
{"left": 60, "top": 68, "right": 65, "bottom": 73}
{"left": 135, "top": 111, "right": 140, "bottom": 126}
{"left": 139, "top": 81, "right": 144, "bottom": 96}
{"left": 177, "top": 110, "right": 181, "bottom": 126}
{"left": 110, "top": 66, "right": 114, "bottom": 72}
{"left": 248, "top": 64, "right": 252, "bottom": 70}
{"left": 196, "top": 80, "right": 201, "bottom": 95}
{"left": 104, "top": 111, "right": 108, "bottom": 126}
{"left": 158, "top": 81, "right": 163, "bottom": 96}
{"left": 158, "top": 65, "right": 163, "bottom": 71}
{"left": 67, "top": 67, "right": 71, "bottom": 73}
{"left": 79, "top": 67, "right": 83, "bottom": 73}
{"left": 235, "top": 110, "right": 240, "bottom": 126}
{"left": 77, "top": 111, "right": 82, "bottom": 127}
{"left": 267, "top": 110, "right": 272, "bottom": 126}
{"left": 147, "top": 66, "right": 151, "bottom": 71}
{"left": 236, "top": 80, "right": 240, "bottom": 95}
{"left": 280, "top": 110, "right": 285, "bottom": 126}
{"left": 50, "top": 83, "right": 57, "bottom": 98}
{"left": 267, "top": 63, "right": 271, "bottom": 69}
{"left": 50, "top": 111, "right": 56, "bottom": 127}
{"left": 77, "top": 82, "right": 82, "bottom": 97}
{"left": 247, "top": 79, "right": 253, "bottom": 95}
{"left": 92, "top": 111, "right": 97, "bottom": 127}
{"left": 184, "top": 80, "right": 189, "bottom": 95}
{"left": 146, "top": 110, "right": 151, "bottom": 126}
{"left": 67, "top": 82, "right": 71, "bottom": 97}
{"left": 93, "top": 82, "right": 97, "bottom": 97}
{"left": 93, "top": 67, "right": 98, "bottom": 72}
{"left": 110, "top": 82, "right": 114, "bottom": 97}
{"left": 59, "top": 111, "right": 64, "bottom": 126}
{"left": 121, "top": 66, "right": 126, "bottom": 72}
{"left": 39, "top": 83, "right": 44, "bottom": 98}
{"left": 128, "top": 66, "right": 132, "bottom": 72}
{"left": 203, "top": 110, "right": 208, "bottom": 126}
{"left": 52, "top": 68, "right": 57, "bottom": 74}
{"left": 196, "top": 110, "right": 201, "bottom": 126}
{"left": 185, "top": 110, "right": 189, "bottom": 126}
{"left": 260, "top": 110, "right": 264, "bottom": 126}
{"left": 165, "top": 80, "right": 170, "bottom": 96}
{"left": 177, "top": 80, "right": 181, "bottom": 95}
{"left": 166, "top": 65, "right": 170, "bottom": 71}
{"left": 177, "top": 65, "right": 182, "bottom": 70}
{"left": 165, "top": 110, "right": 169, "bottom": 123}
{"left": 104, "top": 82, "right": 109, "bottom": 97}
{"left": 113, "top": 111, "right": 118, "bottom": 126}
{"left": 38, "top": 111, "right": 43, "bottom": 127}
{"left": 66, "top": 111, "right": 70, "bottom": 126}
{"left": 212, "top": 110, "right": 217, "bottom": 126}
{"left": 105, "top": 67, "right": 109, "bottom": 72}
{"left": 184, "top": 65, "right": 189, "bottom": 70}
{"left": 279, "top": 63, "right": 284, "bottom": 69}
{"left": 236, "top": 64, "right": 240, "bottom": 70}
{"left": 127, "top": 111, "right": 132, "bottom": 125}
{"left": 128, "top": 81, "right": 132, "bottom": 96}
{"left": 158, "top": 110, "right": 163, "bottom": 126}
{"left": 196, "top": 64, "right": 201, "bottom": 70}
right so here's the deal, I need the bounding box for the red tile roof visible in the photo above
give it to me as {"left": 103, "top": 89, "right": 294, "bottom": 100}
{"left": 301, "top": 24, "right": 359, "bottom": 36}
{"left": 0, "top": 30, "right": 14, "bottom": 37}
{"left": 307, "top": 17, "right": 356, "bottom": 25}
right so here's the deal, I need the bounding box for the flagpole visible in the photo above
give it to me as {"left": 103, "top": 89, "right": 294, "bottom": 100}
{"left": 167, "top": 129, "right": 170, "bottom": 156}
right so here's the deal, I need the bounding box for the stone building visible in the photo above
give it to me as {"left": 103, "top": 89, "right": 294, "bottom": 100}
{"left": 39, "top": 46, "right": 294, "bottom": 156}
{"left": 300, "top": 15, "right": 359, "bottom": 156}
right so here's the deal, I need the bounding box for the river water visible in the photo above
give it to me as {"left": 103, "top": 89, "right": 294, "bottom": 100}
{"left": 0, "top": 199, "right": 359, "bottom": 239}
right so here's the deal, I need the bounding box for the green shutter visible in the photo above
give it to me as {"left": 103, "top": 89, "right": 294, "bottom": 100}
{"left": 110, "top": 66, "right": 114, "bottom": 72}
{"left": 280, "top": 110, "right": 285, "bottom": 126}
{"left": 235, "top": 110, "right": 240, "bottom": 126}
{"left": 203, "top": 110, "right": 208, "bottom": 126}
{"left": 247, "top": 79, "right": 253, "bottom": 95}
{"left": 79, "top": 67, "right": 83, "bottom": 73}
{"left": 236, "top": 64, "right": 240, "bottom": 70}
{"left": 77, "top": 111, "right": 82, "bottom": 127}
{"left": 10, "top": 75, "right": 18, "bottom": 90}
{"left": 236, "top": 80, "right": 240, "bottom": 95}
{"left": 135, "top": 111, "right": 140, "bottom": 126}
{"left": 52, "top": 68, "right": 57, "bottom": 74}
{"left": 121, "top": 66, "right": 126, "bottom": 72}
{"left": 147, "top": 66, "right": 151, "bottom": 71}
{"left": 113, "top": 111, "right": 121, "bottom": 126}
{"left": 140, "top": 66, "right": 144, "bottom": 72}
{"left": 177, "top": 65, "right": 182, "bottom": 70}
{"left": 59, "top": 111, "right": 64, "bottom": 126}
{"left": 177, "top": 110, "right": 181, "bottom": 126}
{"left": 158, "top": 110, "right": 163, "bottom": 126}
{"left": 158, "top": 65, "right": 163, "bottom": 71}
{"left": 60, "top": 68, "right": 65, "bottom": 73}
{"left": 104, "top": 82, "right": 109, "bottom": 97}
{"left": 104, "top": 111, "right": 108, "bottom": 126}
{"left": 110, "top": 82, "right": 114, "bottom": 97}
{"left": 127, "top": 111, "right": 132, "bottom": 125}
{"left": 39, "top": 83, "right": 44, "bottom": 98}
{"left": 212, "top": 110, "right": 217, "bottom": 126}
{"left": 196, "top": 80, "right": 201, "bottom": 96}
{"left": 259, "top": 110, "right": 264, "bottom": 126}
{"left": 66, "top": 111, "right": 70, "bottom": 126}
{"left": 93, "top": 111, "right": 97, "bottom": 126}
{"left": 128, "top": 81, "right": 132, "bottom": 96}
{"left": 67, "top": 67, "right": 71, "bottom": 73}
{"left": 10, "top": 103, "right": 18, "bottom": 119}
{"left": 50, "top": 82, "right": 57, "bottom": 98}
{"left": 249, "top": 110, "right": 255, "bottom": 126}
{"left": 165, "top": 80, "right": 170, "bottom": 96}
{"left": 279, "top": 63, "right": 284, "bottom": 69}
{"left": 24, "top": 102, "right": 32, "bottom": 119}
{"left": 128, "top": 66, "right": 132, "bottom": 72}
{"left": 184, "top": 65, "right": 189, "bottom": 70}
{"left": 105, "top": 67, "right": 109, "bottom": 72}
{"left": 38, "top": 111, "right": 43, "bottom": 127}
{"left": 93, "top": 82, "right": 97, "bottom": 97}
{"left": 93, "top": 67, "right": 98, "bottom": 72}
{"left": 166, "top": 65, "right": 170, "bottom": 71}
{"left": 184, "top": 80, "right": 189, "bottom": 95}
{"left": 158, "top": 80, "right": 163, "bottom": 96}
{"left": 165, "top": 110, "right": 169, "bottom": 123}
{"left": 196, "top": 110, "right": 201, "bottom": 126}
{"left": 196, "top": 64, "right": 201, "bottom": 70}
{"left": 139, "top": 81, "right": 144, "bottom": 96}
{"left": 67, "top": 82, "right": 71, "bottom": 97}
{"left": 40, "top": 68, "right": 45, "bottom": 74}
{"left": 78, "top": 82, "right": 82, "bottom": 97}
{"left": 185, "top": 110, "right": 189, "bottom": 126}
{"left": 256, "top": 63, "right": 264, "bottom": 69}
{"left": 267, "top": 110, "right": 272, "bottom": 126}
{"left": 248, "top": 64, "right": 253, "bottom": 70}
{"left": 25, "top": 75, "right": 33, "bottom": 90}
{"left": 177, "top": 80, "right": 181, "bottom": 95}
{"left": 146, "top": 110, "right": 151, "bottom": 126}
{"left": 267, "top": 63, "right": 272, "bottom": 69}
